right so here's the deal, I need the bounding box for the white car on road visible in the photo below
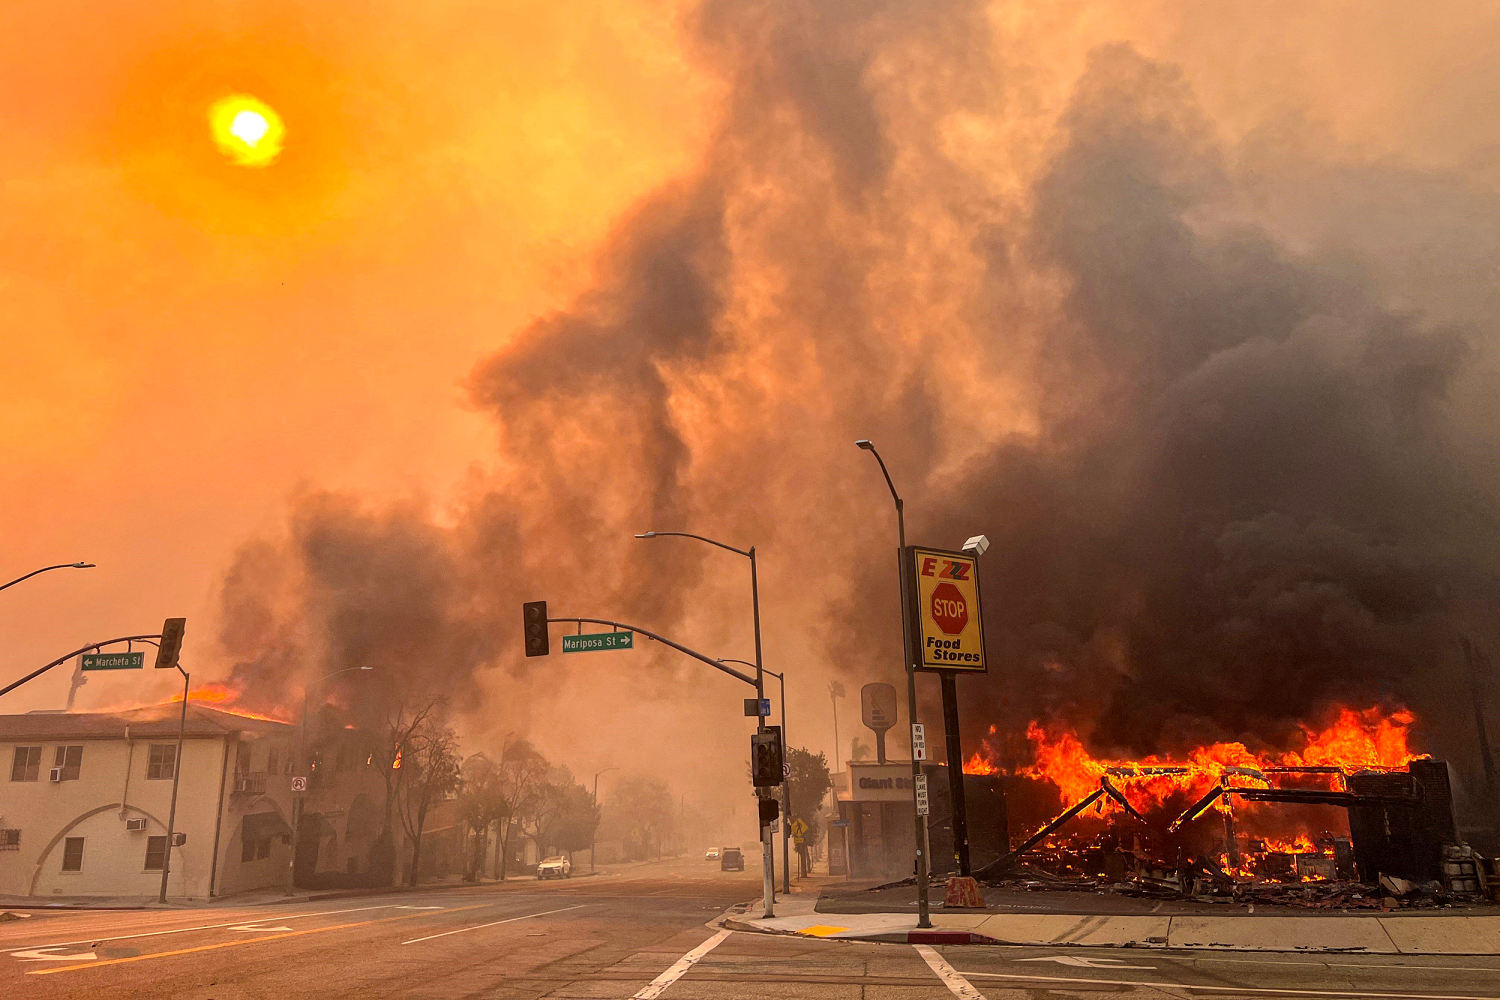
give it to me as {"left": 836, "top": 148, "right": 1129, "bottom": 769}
{"left": 537, "top": 855, "right": 572, "bottom": 879}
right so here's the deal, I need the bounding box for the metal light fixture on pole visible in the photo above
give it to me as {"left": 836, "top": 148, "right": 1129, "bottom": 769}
{"left": 635, "top": 530, "right": 776, "bottom": 917}
{"left": 591, "top": 766, "right": 619, "bottom": 873}
{"left": 0, "top": 561, "right": 95, "bottom": 594}
{"left": 287, "top": 665, "right": 374, "bottom": 895}
{"left": 854, "top": 438, "right": 933, "bottom": 928}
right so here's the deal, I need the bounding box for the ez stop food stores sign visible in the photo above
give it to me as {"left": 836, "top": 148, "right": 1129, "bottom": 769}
{"left": 905, "top": 546, "right": 986, "bottom": 672}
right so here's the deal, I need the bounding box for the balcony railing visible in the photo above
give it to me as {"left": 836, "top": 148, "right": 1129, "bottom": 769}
{"left": 231, "top": 771, "right": 267, "bottom": 795}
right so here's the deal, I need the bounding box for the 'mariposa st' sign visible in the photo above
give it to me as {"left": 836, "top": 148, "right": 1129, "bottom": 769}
{"left": 906, "top": 545, "right": 987, "bottom": 673}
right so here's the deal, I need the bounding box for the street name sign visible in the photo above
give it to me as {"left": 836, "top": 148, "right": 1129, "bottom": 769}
{"left": 81, "top": 652, "right": 144, "bottom": 671}
{"left": 831, "top": 819, "right": 850, "bottom": 828}
{"left": 906, "top": 546, "right": 987, "bottom": 673}
{"left": 561, "top": 632, "right": 634, "bottom": 653}
{"left": 911, "top": 723, "right": 927, "bottom": 761}
{"left": 915, "top": 773, "right": 930, "bottom": 816}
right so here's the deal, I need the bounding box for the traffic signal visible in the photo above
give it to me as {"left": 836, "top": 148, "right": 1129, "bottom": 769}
{"left": 523, "top": 601, "right": 550, "bottom": 657}
{"left": 751, "top": 728, "right": 783, "bottom": 788}
{"left": 758, "top": 797, "right": 779, "bottom": 825}
{"left": 155, "top": 618, "right": 186, "bottom": 670}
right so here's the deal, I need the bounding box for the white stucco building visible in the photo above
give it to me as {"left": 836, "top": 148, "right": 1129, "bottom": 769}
{"left": 0, "top": 704, "right": 297, "bottom": 899}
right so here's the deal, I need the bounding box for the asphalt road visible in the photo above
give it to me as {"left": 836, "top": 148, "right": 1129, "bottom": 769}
{"left": 6, "top": 856, "right": 1500, "bottom": 999}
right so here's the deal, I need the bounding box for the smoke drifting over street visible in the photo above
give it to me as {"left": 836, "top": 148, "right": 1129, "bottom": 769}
{"left": 197, "top": 2, "right": 1500, "bottom": 802}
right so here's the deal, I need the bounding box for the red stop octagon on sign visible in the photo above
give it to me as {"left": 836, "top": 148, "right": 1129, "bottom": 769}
{"left": 930, "top": 582, "right": 968, "bottom": 635}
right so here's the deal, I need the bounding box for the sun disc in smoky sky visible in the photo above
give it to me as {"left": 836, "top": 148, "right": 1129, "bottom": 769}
{"left": 208, "top": 94, "right": 284, "bottom": 167}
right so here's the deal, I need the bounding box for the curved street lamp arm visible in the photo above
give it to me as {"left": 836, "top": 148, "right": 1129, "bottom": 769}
{"left": 549, "top": 615, "right": 756, "bottom": 686}
{"left": 855, "top": 442, "right": 902, "bottom": 512}
{"left": 0, "top": 562, "right": 96, "bottom": 594}
{"left": 0, "top": 633, "right": 165, "bottom": 699}
{"left": 634, "top": 531, "right": 750, "bottom": 558}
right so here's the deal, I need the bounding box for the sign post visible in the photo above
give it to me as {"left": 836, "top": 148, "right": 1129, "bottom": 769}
{"left": 906, "top": 545, "right": 987, "bottom": 877}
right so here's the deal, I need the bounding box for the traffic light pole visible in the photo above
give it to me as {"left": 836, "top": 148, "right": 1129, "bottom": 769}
{"left": 535, "top": 612, "right": 774, "bottom": 915}
{"left": 159, "top": 663, "right": 189, "bottom": 903}
{"left": 0, "top": 633, "right": 167, "bottom": 699}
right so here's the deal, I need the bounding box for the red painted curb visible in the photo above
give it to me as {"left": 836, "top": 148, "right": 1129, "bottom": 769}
{"left": 908, "top": 930, "right": 985, "bottom": 944}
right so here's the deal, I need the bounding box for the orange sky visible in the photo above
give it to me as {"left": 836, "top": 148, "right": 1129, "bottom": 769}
{"left": 3, "top": 3, "right": 1498, "bottom": 818}
{"left": 1, "top": 0, "right": 714, "bottom": 711}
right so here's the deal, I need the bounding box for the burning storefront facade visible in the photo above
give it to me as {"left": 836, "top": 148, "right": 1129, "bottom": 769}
{"left": 957, "top": 705, "right": 1487, "bottom": 900}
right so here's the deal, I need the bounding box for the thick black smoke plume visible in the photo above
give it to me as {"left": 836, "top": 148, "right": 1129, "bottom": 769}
{"left": 216, "top": 5, "right": 1500, "bottom": 807}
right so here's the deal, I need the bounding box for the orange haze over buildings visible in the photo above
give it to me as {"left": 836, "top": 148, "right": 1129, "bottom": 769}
{"left": 3, "top": 1, "right": 1499, "bottom": 829}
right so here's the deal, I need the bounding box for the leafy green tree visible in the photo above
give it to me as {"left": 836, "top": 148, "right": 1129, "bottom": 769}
{"left": 786, "top": 746, "right": 832, "bottom": 849}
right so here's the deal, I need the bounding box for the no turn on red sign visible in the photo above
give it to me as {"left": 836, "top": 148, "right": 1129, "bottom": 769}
{"left": 907, "top": 545, "right": 987, "bottom": 673}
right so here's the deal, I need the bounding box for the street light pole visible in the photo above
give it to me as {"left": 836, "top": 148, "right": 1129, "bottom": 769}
{"left": 0, "top": 561, "right": 94, "bottom": 594}
{"left": 635, "top": 530, "right": 776, "bottom": 917}
{"left": 591, "top": 766, "right": 619, "bottom": 873}
{"left": 286, "top": 666, "right": 373, "bottom": 895}
{"left": 855, "top": 439, "right": 932, "bottom": 928}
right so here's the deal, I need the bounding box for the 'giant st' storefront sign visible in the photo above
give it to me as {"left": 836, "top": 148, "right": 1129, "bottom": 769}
{"left": 905, "top": 545, "right": 987, "bottom": 673}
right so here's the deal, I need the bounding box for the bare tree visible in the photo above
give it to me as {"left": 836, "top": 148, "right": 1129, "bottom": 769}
{"left": 392, "top": 716, "right": 461, "bottom": 886}
{"left": 370, "top": 696, "right": 447, "bottom": 885}
{"left": 457, "top": 753, "right": 507, "bottom": 880}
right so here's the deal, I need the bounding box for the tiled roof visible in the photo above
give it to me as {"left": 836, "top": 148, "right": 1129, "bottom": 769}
{"left": 0, "top": 704, "right": 291, "bottom": 741}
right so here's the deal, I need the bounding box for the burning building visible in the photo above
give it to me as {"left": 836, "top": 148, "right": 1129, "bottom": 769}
{"left": 961, "top": 705, "right": 1480, "bottom": 897}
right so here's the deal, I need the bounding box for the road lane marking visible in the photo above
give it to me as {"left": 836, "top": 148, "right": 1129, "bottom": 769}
{"left": 13, "top": 946, "right": 97, "bottom": 962}
{"left": 1196, "top": 957, "right": 1500, "bottom": 974}
{"left": 916, "top": 944, "right": 988, "bottom": 1000}
{"left": 400, "top": 905, "right": 587, "bottom": 944}
{"left": 957, "top": 969, "right": 1500, "bottom": 999}
{"left": 26, "top": 903, "right": 490, "bottom": 976}
{"left": 1016, "top": 954, "right": 1155, "bottom": 969}
{"left": 2, "top": 902, "right": 400, "bottom": 954}
{"left": 228, "top": 924, "right": 294, "bottom": 932}
{"left": 631, "top": 929, "right": 731, "bottom": 999}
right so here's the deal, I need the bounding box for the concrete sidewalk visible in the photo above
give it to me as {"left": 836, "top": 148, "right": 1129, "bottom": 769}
{"left": 723, "top": 895, "right": 1500, "bottom": 954}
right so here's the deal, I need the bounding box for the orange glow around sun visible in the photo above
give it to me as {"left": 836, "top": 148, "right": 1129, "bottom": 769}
{"left": 208, "top": 94, "right": 284, "bottom": 166}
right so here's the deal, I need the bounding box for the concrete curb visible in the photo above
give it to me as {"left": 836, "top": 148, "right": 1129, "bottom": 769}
{"left": 725, "top": 906, "right": 1500, "bottom": 955}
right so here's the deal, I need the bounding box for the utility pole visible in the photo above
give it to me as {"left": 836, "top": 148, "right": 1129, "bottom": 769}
{"left": 1460, "top": 634, "right": 1497, "bottom": 791}
{"left": 592, "top": 766, "right": 618, "bottom": 873}
{"left": 829, "top": 680, "right": 845, "bottom": 773}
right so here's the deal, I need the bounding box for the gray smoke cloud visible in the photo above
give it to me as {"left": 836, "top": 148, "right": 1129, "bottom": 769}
{"left": 215, "top": 4, "right": 1500, "bottom": 810}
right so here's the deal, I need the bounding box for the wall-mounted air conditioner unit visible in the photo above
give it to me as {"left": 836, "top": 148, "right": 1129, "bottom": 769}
{"left": 49, "top": 767, "right": 63, "bottom": 782}
{"left": 125, "top": 818, "right": 148, "bottom": 832}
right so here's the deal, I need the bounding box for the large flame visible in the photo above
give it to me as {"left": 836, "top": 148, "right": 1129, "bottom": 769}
{"left": 964, "top": 705, "right": 1420, "bottom": 808}
{"left": 167, "top": 682, "right": 293, "bottom": 725}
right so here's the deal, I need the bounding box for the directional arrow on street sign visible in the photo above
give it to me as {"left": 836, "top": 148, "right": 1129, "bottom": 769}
{"left": 561, "top": 632, "right": 634, "bottom": 653}
{"left": 80, "top": 652, "right": 144, "bottom": 671}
